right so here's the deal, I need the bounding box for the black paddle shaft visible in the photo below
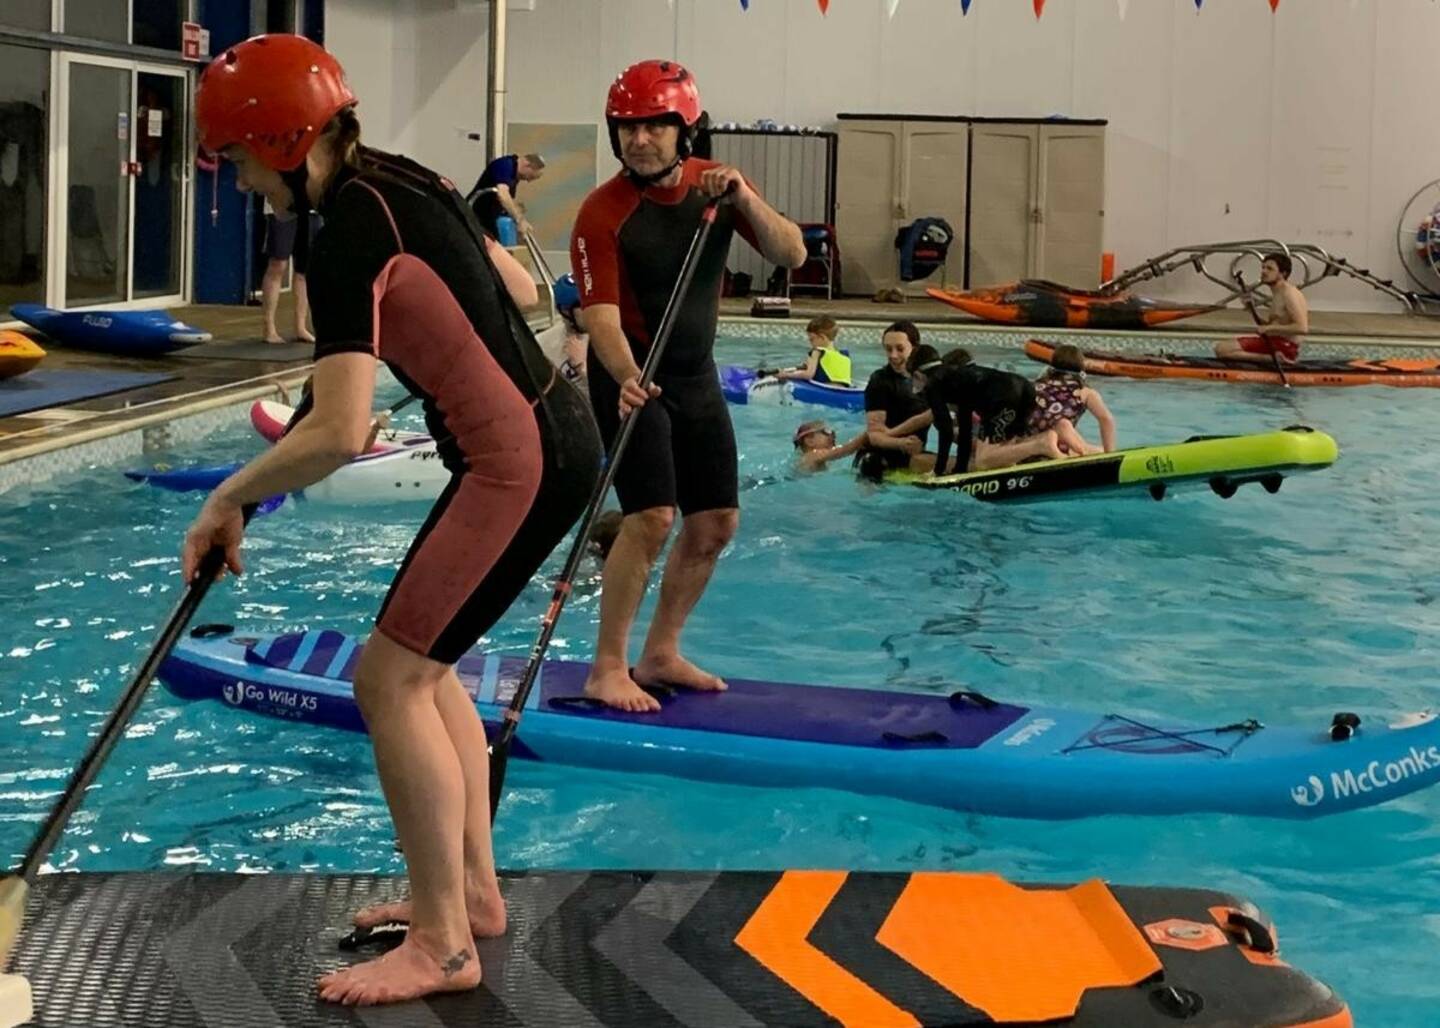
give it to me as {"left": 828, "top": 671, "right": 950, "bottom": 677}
{"left": 488, "top": 189, "right": 735, "bottom": 816}
{"left": 13, "top": 510, "right": 253, "bottom": 883}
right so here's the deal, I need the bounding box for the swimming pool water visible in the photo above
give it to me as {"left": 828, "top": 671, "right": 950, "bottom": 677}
{"left": 2, "top": 335, "right": 1438, "bottom": 1022}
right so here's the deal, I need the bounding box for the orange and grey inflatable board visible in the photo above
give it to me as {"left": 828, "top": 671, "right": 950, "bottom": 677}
{"left": 928, "top": 281, "right": 1210, "bottom": 329}
{"left": 0, "top": 330, "right": 45, "bottom": 381}
{"left": 1027, "top": 338, "right": 1440, "bottom": 388}
{"left": 6, "top": 869, "right": 1349, "bottom": 1026}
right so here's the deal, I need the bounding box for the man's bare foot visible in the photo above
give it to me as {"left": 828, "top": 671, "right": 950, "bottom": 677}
{"left": 318, "top": 934, "right": 479, "bottom": 1006}
{"left": 352, "top": 888, "right": 507, "bottom": 938}
{"left": 634, "top": 653, "right": 727, "bottom": 693}
{"left": 584, "top": 665, "right": 662, "bottom": 713}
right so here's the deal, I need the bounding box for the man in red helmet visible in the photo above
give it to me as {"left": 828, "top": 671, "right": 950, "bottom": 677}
{"left": 181, "top": 35, "right": 600, "bottom": 1005}
{"left": 571, "top": 60, "right": 805, "bottom": 713}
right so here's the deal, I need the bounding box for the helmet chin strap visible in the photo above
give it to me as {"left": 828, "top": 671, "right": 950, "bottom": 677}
{"left": 624, "top": 154, "right": 685, "bottom": 187}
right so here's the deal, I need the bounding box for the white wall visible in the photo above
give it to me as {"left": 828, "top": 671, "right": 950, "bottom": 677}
{"left": 327, "top": 0, "right": 1440, "bottom": 312}
{"left": 326, "top": 0, "right": 493, "bottom": 187}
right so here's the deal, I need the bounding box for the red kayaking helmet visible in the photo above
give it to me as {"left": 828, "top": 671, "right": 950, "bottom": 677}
{"left": 197, "top": 34, "right": 356, "bottom": 171}
{"left": 605, "top": 59, "right": 704, "bottom": 165}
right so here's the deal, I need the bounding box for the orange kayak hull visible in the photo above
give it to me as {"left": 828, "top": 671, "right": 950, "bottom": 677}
{"left": 1025, "top": 339, "right": 1440, "bottom": 388}
{"left": 930, "top": 281, "right": 1208, "bottom": 329}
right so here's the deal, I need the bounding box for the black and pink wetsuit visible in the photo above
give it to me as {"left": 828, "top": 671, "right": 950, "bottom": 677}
{"left": 306, "top": 149, "right": 600, "bottom": 663}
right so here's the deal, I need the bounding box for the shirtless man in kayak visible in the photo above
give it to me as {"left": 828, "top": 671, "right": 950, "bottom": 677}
{"left": 1215, "top": 253, "right": 1309, "bottom": 364}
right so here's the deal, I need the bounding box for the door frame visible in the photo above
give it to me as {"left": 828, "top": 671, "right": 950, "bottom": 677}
{"left": 50, "top": 51, "right": 191, "bottom": 312}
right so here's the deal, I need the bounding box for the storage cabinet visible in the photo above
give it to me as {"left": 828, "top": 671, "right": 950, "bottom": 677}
{"left": 835, "top": 116, "right": 968, "bottom": 296}
{"left": 970, "top": 121, "right": 1106, "bottom": 288}
{"left": 835, "top": 115, "right": 1106, "bottom": 295}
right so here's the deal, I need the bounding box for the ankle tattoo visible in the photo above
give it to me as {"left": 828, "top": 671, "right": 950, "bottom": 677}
{"left": 441, "top": 950, "right": 473, "bottom": 977}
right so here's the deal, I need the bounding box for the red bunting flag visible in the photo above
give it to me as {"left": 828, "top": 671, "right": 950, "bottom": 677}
{"left": 818, "top": 0, "right": 829, "bottom": 11}
{"left": 1269, "top": 0, "right": 1279, "bottom": 9}
{"left": 1034, "top": 0, "right": 1045, "bottom": 16}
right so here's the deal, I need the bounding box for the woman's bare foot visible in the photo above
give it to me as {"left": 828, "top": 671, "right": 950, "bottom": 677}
{"left": 263, "top": 332, "right": 285, "bottom": 344}
{"left": 296, "top": 327, "right": 316, "bottom": 343}
{"left": 584, "top": 665, "right": 662, "bottom": 713}
{"left": 318, "top": 933, "right": 479, "bottom": 1006}
{"left": 634, "top": 653, "right": 727, "bottom": 692}
{"left": 352, "top": 886, "right": 507, "bottom": 938}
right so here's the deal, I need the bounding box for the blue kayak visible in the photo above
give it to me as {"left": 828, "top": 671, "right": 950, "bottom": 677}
{"left": 124, "top": 462, "right": 241, "bottom": 491}
{"left": 719, "top": 364, "right": 865, "bottom": 411}
{"left": 159, "top": 626, "right": 1440, "bottom": 821}
{"left": 10, "top": 303, "right": 210, "bottom": 356}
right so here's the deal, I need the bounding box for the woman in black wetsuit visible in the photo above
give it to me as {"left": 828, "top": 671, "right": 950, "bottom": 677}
{"left": 180, "top": 35, "right": 600, "bottom": 1007}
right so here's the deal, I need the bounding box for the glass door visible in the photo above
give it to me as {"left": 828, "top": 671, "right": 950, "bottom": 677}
{"left": 55, "top": 55, "right": 190, "bottom": 309}
{"left": 132, "top": 69, "right": 187, "bottom": 300}
{"left": 59, "top": 55, "right": 131, "bottom": 307}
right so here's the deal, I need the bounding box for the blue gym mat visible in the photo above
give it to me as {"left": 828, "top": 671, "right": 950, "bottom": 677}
{"left": 0, "top": 369, "right": 178, "bottom": 418}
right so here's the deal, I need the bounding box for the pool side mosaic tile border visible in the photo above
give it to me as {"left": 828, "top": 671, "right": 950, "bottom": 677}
{"left": 0, "top": 367, "right": 422, "bottom": 495}
{"left": 718, "top": 317, "right": 1440, "bottom": 360}
{"left": 0, "top": 401, "right": 257, "bottom": 496}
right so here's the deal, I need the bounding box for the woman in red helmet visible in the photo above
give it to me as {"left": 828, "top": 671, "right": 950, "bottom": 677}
{"left": 179, "top": 34, "right": 600, "bottom": 1006}
{"left": 570, "top": 60, "right": 805, "bottom": 713}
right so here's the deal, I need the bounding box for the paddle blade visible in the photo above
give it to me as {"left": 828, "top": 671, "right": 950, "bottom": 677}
{"left": 0, "top": 876, "right": 28, "bottom": 971}
{"left": 488, "top": 746, "right": 509, "bottom": 823}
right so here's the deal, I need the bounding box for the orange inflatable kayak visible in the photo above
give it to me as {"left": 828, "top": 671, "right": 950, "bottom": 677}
{"left": 929, "top": 280, "right": 1209, "bottom": 329}
{"left": 1026, "top": 339, "right": 1440, "bottom": 388}
{"left": 0, "top": 329, "right": 45, "bottom": 380}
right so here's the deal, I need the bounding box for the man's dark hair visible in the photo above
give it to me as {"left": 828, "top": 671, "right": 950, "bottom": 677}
{"left": 1264, "top": 252, "right": 1292, "bottom": 278}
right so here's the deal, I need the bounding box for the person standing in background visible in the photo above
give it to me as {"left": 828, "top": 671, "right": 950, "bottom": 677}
{"left": 467, "top": 152, "right": 545, "bottom": 237}
{"left": 260, "top": 197, "right": 320, "bottom": 344}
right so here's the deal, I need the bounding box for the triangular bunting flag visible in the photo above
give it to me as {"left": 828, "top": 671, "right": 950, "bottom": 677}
{"left": 1118, "top": 0, "right": 1128, "bottom": 18}
{"left": 1195, "top": 0, "right": 1204, "bottom": 9}
{"left": 740, "top": 0, "right": 748, "bottom": 9}
{"left": 1269, "top": 0, "right": 1279, "bottom": 9}
{"left": 961, "top": 0, "right": 973, "bottom": 12}
{"left": 1034, "top": 0, "right": 1045, "bottom": 16}
{"left": 818, "top": 0, "right": 829, "bottom": 11}
{"left": 887, "top": 0, "right": 901, "bottom": 18}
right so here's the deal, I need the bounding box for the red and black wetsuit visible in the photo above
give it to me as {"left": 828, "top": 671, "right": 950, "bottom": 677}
{"left": 305, "top": 148, "right": 601, "bottom": 664}
{"left": 570, "top": 159, "right": 760, "bottom": 515}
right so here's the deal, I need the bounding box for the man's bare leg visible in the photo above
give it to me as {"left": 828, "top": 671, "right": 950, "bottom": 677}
{"left": 634, "top": 507, "right": 738, "bottom": 692}
{"left": 318, "top": 633, "right": 480, "bottom": 1006}
{"left": 351, "top": 668, "right": 506, "bottom": 938}
{"left": 261, "top": 258, "right": 287, "bottom": 343}
{"left": 1216, "top": 339, "right": 1291, "bottom": 364}
{"left": 294, "top": 269, "right": 316, "bottom": 343}
{"left": 584, "top": 507, "right": 675, "bottom": 712}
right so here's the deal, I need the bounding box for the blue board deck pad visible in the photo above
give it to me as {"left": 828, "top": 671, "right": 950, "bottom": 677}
{"left": 159, "top": 629, "right": 1440, "bottom": 821}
